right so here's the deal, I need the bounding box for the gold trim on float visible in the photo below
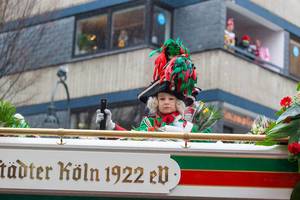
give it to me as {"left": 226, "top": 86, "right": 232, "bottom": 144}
{"left": 0, "top": 128, "right": 288, "bottom": 142}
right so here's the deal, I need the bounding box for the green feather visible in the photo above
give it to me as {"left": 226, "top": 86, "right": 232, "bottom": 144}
{"left": 149, "top": 48, "right": 162, "bottom": 57}
{"left": 172, "top": 67, "right": 182, "bottom": 75}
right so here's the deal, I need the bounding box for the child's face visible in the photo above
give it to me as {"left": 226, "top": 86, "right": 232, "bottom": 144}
{"left": 227, "top": 24, "right": 234, "bottom": 32}
{"left": 157, "top": 92, "right": 177, "bottom": 114}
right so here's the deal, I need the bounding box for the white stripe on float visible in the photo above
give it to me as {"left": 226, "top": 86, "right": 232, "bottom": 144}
{"left": 169, "top": 185, "right": 292, "bottom": 200}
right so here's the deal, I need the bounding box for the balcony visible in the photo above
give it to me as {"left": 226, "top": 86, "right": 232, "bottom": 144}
{"left": 193, "top": 50, "right": 296, "bottom": 111}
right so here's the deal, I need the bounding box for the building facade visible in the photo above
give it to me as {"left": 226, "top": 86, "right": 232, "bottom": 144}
{"left": 2, "top": 0, "right": 300, "bottom": 133}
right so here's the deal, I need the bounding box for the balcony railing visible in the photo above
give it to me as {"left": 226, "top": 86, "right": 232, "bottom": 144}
{"left": 226, "top": 45, "right": 283, "bottom": 73}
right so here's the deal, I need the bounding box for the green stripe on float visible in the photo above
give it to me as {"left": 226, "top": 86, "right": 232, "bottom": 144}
{"left": 171, "top": 155, "right": 298, "bottom": 172}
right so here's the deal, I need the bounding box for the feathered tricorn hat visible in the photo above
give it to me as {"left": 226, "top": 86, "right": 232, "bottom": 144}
{"left": 138, "top": 38, "right": 197, "bottom": 105}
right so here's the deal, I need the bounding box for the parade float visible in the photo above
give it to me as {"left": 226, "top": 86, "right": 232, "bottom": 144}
{"left": 1, "top": 38, "right": 299, "bottom": 200}
{"left": 0, "top": 89, "right": 298, "bottom": 200}
{"left": 0, "top": 127, "right": 297, "bottom": 200}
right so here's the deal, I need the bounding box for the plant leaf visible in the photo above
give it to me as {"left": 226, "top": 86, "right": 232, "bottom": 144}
{"left": 276, "top": 105, "right": 300, "bottom": 123}
{"left": 266, "top": 119, "right": 300, "bottom": 139}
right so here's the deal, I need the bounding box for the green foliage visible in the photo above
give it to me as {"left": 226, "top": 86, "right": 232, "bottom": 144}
{"left": 77, "top": 33, "right": 96, "bottom": 51}
{"left": 0, "top": 100, "right": 30, "bottom": 128}
{"left": 297, "top": 82, "right": 300, "bottom": 91}
{"left": 192, "top": 102, "right": 222, "bottom": 132}
{"left": 266, "top": 119, "right": 300, "bottom": 139}
{"left": 261, "top": 83, "right": 300, "bottom": 145}
{"left": 257, "top": 82, "right": 300, "bottom": 177}
{"left": 256, "top": 139, "right": 277, "bottom": 146}
{"left": 276, "top": 104, "right": 300, "bottom": 123}
{"left": 0, "top": 100, "right": 19, "bottom": 127}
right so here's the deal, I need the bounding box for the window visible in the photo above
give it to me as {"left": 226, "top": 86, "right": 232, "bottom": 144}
{"left": 75, "top": 14, "right": 108, "bottom": 55}
{"left": 73, "top": 3, "right": 172, "bottom": 57}
{"left": 289, "top": 37, "right": 300, "bottom": 78}
{"left": 225, "top": 8, "right": 285, "bottom": 71}
{"left": 112, "top": 6, "right": 145, "bottom": 49}
{"left": 151, "top": 6, "right": 171, "bottom": 45}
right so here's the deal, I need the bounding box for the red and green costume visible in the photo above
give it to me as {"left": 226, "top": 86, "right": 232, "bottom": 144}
{"left": 135, "top": 111, "right": 198, "bottom": 133}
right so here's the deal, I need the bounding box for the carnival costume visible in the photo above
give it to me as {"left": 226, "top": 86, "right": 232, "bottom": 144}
{"left": 136, "top": 38, "right": 199, "bottom": 132}
{"left": 96, "top": 38, "right": 214, "bottom": 133}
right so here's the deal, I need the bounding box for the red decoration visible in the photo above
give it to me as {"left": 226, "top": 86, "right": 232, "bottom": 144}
{"left": 147, "top": 127, "right": 155, "bottom": 131}
{"left": 161, "top": 111, "right": 180, "bottom": 125}
{"left": 153, "top": 48, "right": 167, "bottom": 81}
{"left": 162, "top": 115, "right": 175, "bottom": 124}
{"left": 280, "top": 96, "right": 292, "bottom": 108}
{"left": 242, "top": 35, "right": 250, "bottom": 41}
{"left": 288, "top": 142, "right": 300, "bottom": 155}
{"left": 164, "top": 56, "right": 177, "bottom": 82}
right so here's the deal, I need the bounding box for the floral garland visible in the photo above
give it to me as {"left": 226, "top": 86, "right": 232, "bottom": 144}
{"left": 259, "top": 83, "right": 300, "bottom": 172}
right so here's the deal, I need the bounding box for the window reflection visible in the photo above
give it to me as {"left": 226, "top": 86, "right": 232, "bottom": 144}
{"left": 112, "top": 6, "right": 145, "bottom": 48}
{"left": 75, "top": 14, "right": 107, "bottom": 55}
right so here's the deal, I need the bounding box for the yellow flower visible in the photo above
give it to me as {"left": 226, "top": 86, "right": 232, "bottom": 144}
{"left": 203, "top": 108, "right": 209, "bottom": 113}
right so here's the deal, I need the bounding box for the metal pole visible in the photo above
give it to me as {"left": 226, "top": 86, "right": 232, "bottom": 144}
{"left": 46, "top": 71, "right": 71, "bottom": 128}
{"left": 60, "top": 80, "right": 71, "bottom": 129}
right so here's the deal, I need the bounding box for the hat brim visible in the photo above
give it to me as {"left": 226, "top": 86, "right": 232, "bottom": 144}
{"left": 138, "top": 81, "right": 185, "bottom": 104}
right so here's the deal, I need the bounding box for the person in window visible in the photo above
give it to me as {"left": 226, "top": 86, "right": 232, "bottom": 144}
{"left": 118, "top": 30, "right": 129, "bottom": 48}
{"left": 224, "top": 18, "right": 236, "bottom": 49}
{"left": 254, "top": 39, "right": 271, "bottom": 62}
{"left": 96, "top": 39, "right": 212, "bottom": 133}
{"left": 238, "top": 35, "right": 256, "bottom": 59}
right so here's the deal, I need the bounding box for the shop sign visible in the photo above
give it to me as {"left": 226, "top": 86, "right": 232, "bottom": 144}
{"left": 224, "top": 109, "right": 254, "bottom": 128}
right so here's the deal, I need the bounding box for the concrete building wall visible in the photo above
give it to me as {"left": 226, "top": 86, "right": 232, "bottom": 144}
{"left": 173, "top": 0, "right": 226, "bottom": 52}
{"left": 251, "top": 0, "right": 300, "bottom": 27}
{"left": 8, "top": 49, "right": 153, "bottom": 106}
{"left": 0, "top": 17, "right": 75, "bottom": 72}
{"left": 35, "top": 0, "right": 94, "bottom": 13}
{"left": 193, "top": 50, "right": 297, "bottom": 110}
{"left": 10, "top": 47, "right": 297, "bottom": 111}
{"left": 31, "top": 17, "right": 74, "bottom": 69}
{"left": 2, "top": 0, "right": 92, "bottom": 21}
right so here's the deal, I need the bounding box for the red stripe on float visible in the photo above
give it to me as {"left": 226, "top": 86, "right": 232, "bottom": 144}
{"left": 179, "top": 170, "right": 300, "bottom": 188}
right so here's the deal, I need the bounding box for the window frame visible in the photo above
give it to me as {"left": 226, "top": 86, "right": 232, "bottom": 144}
{"left": 150, "top": 4, "right": 173, "bottom": 46}
{"left": 73, "top": 12, "right": 109, "bottom": 56}
{"left": 72, "top": 0, "right": 173, "bottom": 58}
{"left": 110, "top": 5, "right": 146, "bottom": 50}
{"left": 288, "top": 35, "right": 300, "bottom": 79}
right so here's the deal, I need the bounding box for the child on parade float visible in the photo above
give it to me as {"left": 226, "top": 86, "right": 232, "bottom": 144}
{"left": 96, "top": 38, "right": 211, "bottom": 133}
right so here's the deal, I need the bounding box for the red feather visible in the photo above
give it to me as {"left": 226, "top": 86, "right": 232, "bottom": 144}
{"left": 153, "top": 49, "right": 167, "bottom": 81}
{"left": 192, "top": 68, "right": 197, "bottom": 80}
{"left": 184, "top": 69, "right": 190, "bottom": 82}
{"left": 164, "top": 57, "right": 177, "bottom": 81}
{"left": 180, "top": 47, "right": 184, "bottom": 54}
